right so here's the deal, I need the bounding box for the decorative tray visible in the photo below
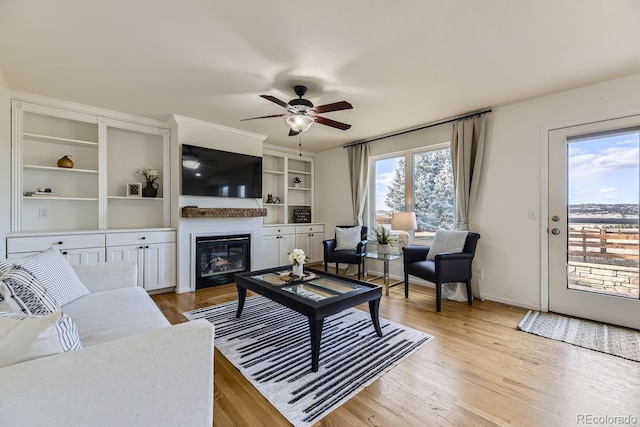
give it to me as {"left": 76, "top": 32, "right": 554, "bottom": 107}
{"left": 278, "top": 271, "right": 317, "bottom": 283}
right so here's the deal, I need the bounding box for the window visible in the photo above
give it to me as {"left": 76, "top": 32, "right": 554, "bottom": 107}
{"left": 370, "top": 144, "right": 454, "bottom": 240}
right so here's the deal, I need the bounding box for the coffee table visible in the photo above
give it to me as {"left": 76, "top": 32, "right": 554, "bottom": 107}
{"left": 234, "top": 266, "right": 383, "bottom": 372}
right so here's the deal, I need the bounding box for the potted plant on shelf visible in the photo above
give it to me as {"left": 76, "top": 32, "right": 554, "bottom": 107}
{"left": 293, "top": 176, "right": 302, "bottom": 188}
{"left": 371, "top": 226, "right": 393, "bottom": 254}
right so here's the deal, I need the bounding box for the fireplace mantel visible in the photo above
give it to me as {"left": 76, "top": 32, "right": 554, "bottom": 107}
{"left": 181, "top": 207, "right": 267, "bottom": 218}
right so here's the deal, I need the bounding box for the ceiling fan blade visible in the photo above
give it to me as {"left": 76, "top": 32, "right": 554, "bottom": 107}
{"left": 240, "top": 113, "right": 285, "bottom": 121}
{"left": 288, "top": 128, "right": 300, "bottom": 137}
{"left": 315, "top": 115, "right": 352, "bottom": 130}
{"left": 314, "top": 101, "right": 353, "bottom": 114}
{"left": 260, "top": 94, "right": 289, "bottom": 109}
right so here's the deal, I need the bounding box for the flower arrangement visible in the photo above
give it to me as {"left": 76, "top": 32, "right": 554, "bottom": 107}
{"left": 136, "top": 166, "right": 160, "bottom": 184}
{"left": 288, "top": 248, "right": 310, "bottom": 266}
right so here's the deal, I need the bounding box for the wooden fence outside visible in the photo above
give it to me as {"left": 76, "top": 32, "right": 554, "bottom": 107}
{"left": 568, "top": 227, "right": 639, "bottom": 262}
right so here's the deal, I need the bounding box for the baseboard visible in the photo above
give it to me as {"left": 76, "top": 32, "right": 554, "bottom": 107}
{"left": 478, "top": 293, "right": 541, "bottom": 311}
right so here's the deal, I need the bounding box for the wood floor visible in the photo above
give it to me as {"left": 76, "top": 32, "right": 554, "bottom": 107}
{"left": 151, "top": 268, "right": 640, "bottom": 427}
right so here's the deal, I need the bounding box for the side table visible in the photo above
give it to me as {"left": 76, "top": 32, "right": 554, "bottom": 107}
{"left": 364, "top": 251, "right": 403, "bottom": 296}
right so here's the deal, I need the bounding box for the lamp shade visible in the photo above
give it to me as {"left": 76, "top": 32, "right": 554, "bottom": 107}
{"left": 391, "top": 212, "right": 417, "bottom": 231}
{"left": 286, "top": 114, "right": 315, "bottom": 133}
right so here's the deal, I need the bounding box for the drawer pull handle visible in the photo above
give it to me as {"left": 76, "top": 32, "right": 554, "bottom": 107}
{"left": 145, "top": 245, "right": 149, "bottom": 249}
{"left": 57, "top": 241, "right": 63, "bottom": 245}
{"left": 62, "top": 251, "right": 68, "bottom": 255}
{"left": 139, "top": 246, "right": 144, "bottom": 249}
{"left": 141, "top": 237, "right": 146, "bottom": 240}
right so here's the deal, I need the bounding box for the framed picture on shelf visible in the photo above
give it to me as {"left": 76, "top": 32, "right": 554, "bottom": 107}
{"left": 126, "top": 182, "right": 142, "bottom": 198}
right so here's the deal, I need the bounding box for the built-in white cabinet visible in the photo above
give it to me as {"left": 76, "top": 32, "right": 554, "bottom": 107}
{"left": 106, "top": 231, "right": 176, "bottom": 291}
{"left": 11, "top": 100, "right": 170, "bottom": 232}
{"left": 294, "top": 224, "right": 325, "bottom": 263}
{"left": 262, "top": 149, "right": 314, "bottom": 225}
{"left": 262, "top": 226, "right": 297, "bottom": 267}
{"left": 6, "top": 229, "right": 176, "bottom": 292}
{"left": 262, "top": 224, "right": 324, "bottom": 268}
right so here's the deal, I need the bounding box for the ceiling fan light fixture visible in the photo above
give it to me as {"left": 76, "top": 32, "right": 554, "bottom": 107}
{"left": 286, "top": 114, "right": 315, "bottom": 133}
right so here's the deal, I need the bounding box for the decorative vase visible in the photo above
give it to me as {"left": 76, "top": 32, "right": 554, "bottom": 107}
{"left": 294, "top": 183, "right": 300, "bottom": 188}
{"left": 378, "top": 244, "right": 390, "bottom": 254}
{"left": 142, "top": 181, "right": 158, "bottom": 198}
{"left": 57, "top": 155, "right": 74, "bottom": 169}
{"left": 292, "top": 263, "right": 303, "bottom": 278}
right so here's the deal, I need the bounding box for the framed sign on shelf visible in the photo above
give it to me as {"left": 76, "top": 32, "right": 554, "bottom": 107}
{"left": 127, "top": 182, "right": 142, "bottom": 198}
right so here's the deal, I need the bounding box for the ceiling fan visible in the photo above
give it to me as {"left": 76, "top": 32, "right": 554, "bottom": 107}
{"left": 241, "top": 85, "right": 353, "bottom": 136}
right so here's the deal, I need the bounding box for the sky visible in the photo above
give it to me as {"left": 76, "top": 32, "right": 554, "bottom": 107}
{"left": 375, "top": 156, "right": 402, "bottom": 211}
{"left": 568, "top": 131, "right": 640, "bottom": 205}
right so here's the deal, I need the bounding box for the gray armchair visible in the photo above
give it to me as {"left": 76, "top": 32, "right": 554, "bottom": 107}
{"left": 323, "top": 226, "right": 368, "bottom": 279}
{"left": 402, "top": 232, "right": 480, "bottom": 312}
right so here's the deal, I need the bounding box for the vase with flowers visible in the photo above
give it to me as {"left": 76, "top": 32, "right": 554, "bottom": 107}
{"left": 136, "top": 166, "right": 160, "bottom": 198}
{"left": 288, "top": 248, "right": 310, "bottom": 278}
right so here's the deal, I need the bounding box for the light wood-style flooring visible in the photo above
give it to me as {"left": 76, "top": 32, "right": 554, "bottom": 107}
{"left": 151, "top": 268, "right": 640, "bottom": 426}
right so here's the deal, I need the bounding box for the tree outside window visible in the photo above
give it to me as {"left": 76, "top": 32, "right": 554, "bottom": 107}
{"left": 371, "top": 146, "right": 454, "bottom": 239}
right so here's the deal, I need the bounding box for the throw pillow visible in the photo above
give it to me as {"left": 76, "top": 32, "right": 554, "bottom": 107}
{"left": 0, "top": 311, "right": 82, "bottom": 368}
{"left": 335, "top": 226, "right": 363, "bottom": 250}
{"left": 426, "top": 230, "right": 469, "bottom": 260}
{"left": 6, "top": 247, "right": 89, "bottom": 306}
{"left": 0, "top": 267, "right": 60, "bottom": 315}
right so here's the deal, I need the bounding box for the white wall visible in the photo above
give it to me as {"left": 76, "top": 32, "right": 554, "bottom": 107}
{"left": 0, "top": 68, "right": 11, "bottom": 258}
{"left": 169, "top": 115, "right": 268, "bottom": 293}
{"left": 315, "top": 72, "right": 640, "bottom": 310}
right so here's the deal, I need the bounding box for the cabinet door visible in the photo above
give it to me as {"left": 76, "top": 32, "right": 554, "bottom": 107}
{"left": 61, "top": 247, "right": 105, "bottom": 265}
{"left": 263, "top": 235, "right": 281, "bottom": 268}
{"left": 144, "top": 242, "right": 176, "bottom": 291}
{"left": 309, "top": 233, "right": 325, "bottom": 263}
{"left": 279, "top": 234, "right": 297, "bottom": 266}
{"left": 106, "top": 245, "right": 144, "bottom": 287}
{"left": 295, "top": 233, "right": 311, "bottom": 260}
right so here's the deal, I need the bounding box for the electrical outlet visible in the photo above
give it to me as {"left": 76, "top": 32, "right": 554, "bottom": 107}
{"left": 477, "top": 268, "right": 484, "bottom": 279}
{"left": 38, "top": 208, "right": 48, "bottom": 218}
{"left": 527, "top": 208, "right": 537, "bottom": 220}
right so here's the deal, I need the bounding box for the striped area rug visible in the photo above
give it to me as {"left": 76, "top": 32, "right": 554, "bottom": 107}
{"left": 519, "top": 310, "right": 640, "bottom": 362}
{"left": 184, "top": 296, "right": 433, "bottom": 426}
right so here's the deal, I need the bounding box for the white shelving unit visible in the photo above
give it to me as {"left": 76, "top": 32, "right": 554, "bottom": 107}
{"left": 11, "top": 100, "right": 171, "bottom": 233}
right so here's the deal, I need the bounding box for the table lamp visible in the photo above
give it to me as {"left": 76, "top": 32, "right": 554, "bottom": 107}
{"left": 391, "top": 212, "right": 417, "bottom": 247}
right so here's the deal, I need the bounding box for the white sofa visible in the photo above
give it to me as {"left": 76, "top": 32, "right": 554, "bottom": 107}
{"left": 0, "top": 261, "right": 215, "bottom": 427}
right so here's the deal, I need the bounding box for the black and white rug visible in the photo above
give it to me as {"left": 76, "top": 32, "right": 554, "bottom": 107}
{"left": 519, "top": 310, "right": 640, "bottom": 362}
{"left": 184, "top": 296, "right": 433, "bottom": 426}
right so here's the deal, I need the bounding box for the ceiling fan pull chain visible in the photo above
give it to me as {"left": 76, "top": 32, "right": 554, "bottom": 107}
{"left": 299, "top": 133, "right": 302, "bottom": 156}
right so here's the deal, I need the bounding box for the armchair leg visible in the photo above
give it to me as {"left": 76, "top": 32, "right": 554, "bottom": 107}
{"left": 466, "top": 280, "right": 473, "bottom": 306}
{"left": 436, "top": 282, "right": 442, "bottom": 312}
{"left": 357, "top": 263, "right": 361, "bottom": 280}
{"left": 324, "top": 262, "right": 328, "bottom": 272}
{"left": 335, "top": 263, "right": 339, "bottom": 275}
{"left": 404, "top": 273, "right": 409, "bottom": 298}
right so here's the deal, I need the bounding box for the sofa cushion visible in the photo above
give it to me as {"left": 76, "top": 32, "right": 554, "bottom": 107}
{"left": 0, "top": 311, "right": 82, "bottom": 368}
{"left": 0, "top": 267, "right": 60, "bottom": 315}
{"left": 61, "top": 287, "right": 170, "bottom": 347}
{"left": 1, "top": 247, "right": 90, "bottom": 307}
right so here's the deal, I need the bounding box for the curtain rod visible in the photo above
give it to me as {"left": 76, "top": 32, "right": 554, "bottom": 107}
{"left": 342, "top": 108, "right": 492, "bottom": 149}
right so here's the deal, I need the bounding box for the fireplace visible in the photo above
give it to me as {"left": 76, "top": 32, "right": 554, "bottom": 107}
{"left": 195, "top": 234, "right": 250, "bottom": 289}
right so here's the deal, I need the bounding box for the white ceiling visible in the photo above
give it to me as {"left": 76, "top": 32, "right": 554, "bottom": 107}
{"left": 1, "top": 0, "right": 639, "bottom": 152}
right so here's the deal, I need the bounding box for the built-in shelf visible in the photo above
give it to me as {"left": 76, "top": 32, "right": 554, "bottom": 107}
{"left": 263, "top": 169, "right": 284, "bottom": 175}
{"left": 23, "top": 132, "right": 98, "bottom": 147}
{"left": 288, "top": 169, "right": 311, "bottom": 175}
{"left": 23, "top": 197, "right": 98, "bottom": 201}
{"left": 108, "top": 196, "right": 164, "bottom": 200}
{"left": 24, "top": 164, "right": 99, "bottom": 174}
{"left": 288, "top": 187, "right": 311, "bottom": 191}
{"left": 264, "top": 203, "right": 284, "bottom": 207}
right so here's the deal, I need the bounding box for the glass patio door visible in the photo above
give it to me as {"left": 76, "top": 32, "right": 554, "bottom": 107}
{"left": 548, "top": 115, "right": 640, "bottom": 330}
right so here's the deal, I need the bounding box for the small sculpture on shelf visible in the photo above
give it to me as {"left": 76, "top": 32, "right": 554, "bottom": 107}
{"left": 136, "top": 166, "right": 160, "bottom": 198}
{"left": 57, "top": 155, "right": 74, "bottom": 169}
{"left": 266, "top": 194, "right": 273, "bottom": 204}
{"left": 293, "top": 176, "right": 302, "bottom": 188}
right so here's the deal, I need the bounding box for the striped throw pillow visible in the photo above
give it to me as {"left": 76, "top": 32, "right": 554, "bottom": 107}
{"left": 0, "top": 311, "right": 82, "bottom": 368}
{"left": 4, "top": 247, "right": 89, "bottom": 306}
{"left": 0, "top": 267, "right": 60, "bottom": 315}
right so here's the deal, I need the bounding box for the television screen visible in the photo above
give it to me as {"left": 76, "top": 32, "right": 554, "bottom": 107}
{"left": 181, "top": 144, "right": 262, "bottom": 198}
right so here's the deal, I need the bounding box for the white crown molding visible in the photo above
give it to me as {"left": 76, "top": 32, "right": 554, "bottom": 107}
{"left": 169, "top": 114, "right": 267, "bottom": 142}
{"left": 11, "top": 90, "right": 168, "bottom": 129}
{"left": 262, "top": 142, "right": 314, "bottom": 158}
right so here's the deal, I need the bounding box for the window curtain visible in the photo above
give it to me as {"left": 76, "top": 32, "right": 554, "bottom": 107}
{"left": 347, "top": 143, "right": 370, "bottom": 225}
{"left": 443, "top": 114, "right": 487, "bottom": 301}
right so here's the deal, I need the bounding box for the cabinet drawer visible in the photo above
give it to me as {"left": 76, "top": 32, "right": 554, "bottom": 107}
{"left": 262, "top": 226, "right": 296, "bottom": 237}
{"left": 106, "top": 231, "right": 176, "bottom": 246}
{"left": 7, "top": 233, "right": 106, "bottom": 254}
{"left": 295, "top": 224, "right": 325, "bottom": 234}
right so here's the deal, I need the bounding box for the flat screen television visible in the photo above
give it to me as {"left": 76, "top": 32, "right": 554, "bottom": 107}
{"left": 181, "top": 144, "right": 262, "bottom": 198}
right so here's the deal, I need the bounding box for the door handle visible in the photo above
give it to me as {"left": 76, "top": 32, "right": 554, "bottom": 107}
{"left": 551, "top": 215, "right": 560, "bottom": 222}
{"left": 551, "top": 228, "right": 560, "bottom": 235}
